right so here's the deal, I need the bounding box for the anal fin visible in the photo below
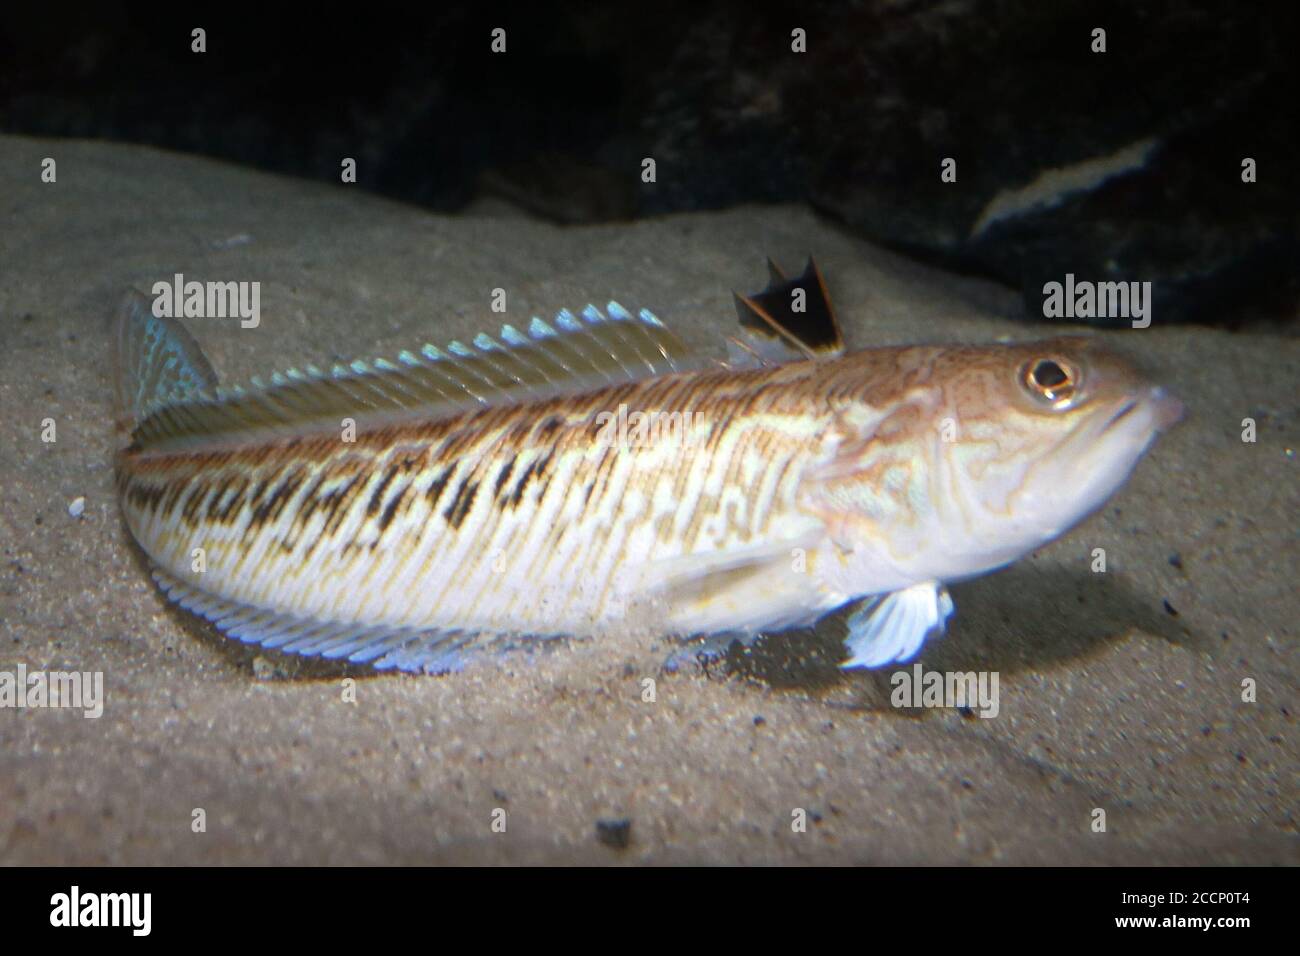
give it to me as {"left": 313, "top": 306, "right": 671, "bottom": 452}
{"left": 151, "top": 568, "right": 489, "bottom": 674}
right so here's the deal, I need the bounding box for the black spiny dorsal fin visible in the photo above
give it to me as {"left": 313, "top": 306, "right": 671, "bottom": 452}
{"left": 730, "top": 257, "right": 844, "bottom": 365}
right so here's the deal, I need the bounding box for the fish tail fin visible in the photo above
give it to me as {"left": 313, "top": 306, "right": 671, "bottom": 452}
{"left": 113, "top": 290, "right": 220, "bottom": 438}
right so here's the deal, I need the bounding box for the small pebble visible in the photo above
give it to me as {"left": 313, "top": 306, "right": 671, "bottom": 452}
{"left": 595, "top": 818, "right": 632, "bottom": 850}
{"left": 68, "top": 496, "right": 85, "bottom": 518}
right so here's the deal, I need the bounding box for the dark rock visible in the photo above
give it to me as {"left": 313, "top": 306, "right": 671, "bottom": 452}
{"left": 2, "top": 2, "right": 1292, "bottom": 325}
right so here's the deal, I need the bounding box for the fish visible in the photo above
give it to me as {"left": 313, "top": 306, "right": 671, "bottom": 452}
{"left": 112, "top": 260, "right": 1183, "bottom": 674}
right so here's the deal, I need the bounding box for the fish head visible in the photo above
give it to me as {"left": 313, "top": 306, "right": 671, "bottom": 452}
{"left": 932, "top": 336, "right": 1183, "bottom": 571}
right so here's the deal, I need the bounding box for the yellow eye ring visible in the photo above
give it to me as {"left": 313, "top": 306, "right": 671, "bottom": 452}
{"left": 1021, "top": 358, "right": 1079, "bottom": 407}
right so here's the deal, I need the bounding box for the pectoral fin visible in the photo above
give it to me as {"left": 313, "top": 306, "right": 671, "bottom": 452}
{"left": 841, "top": 582, "right": 954, "bottom": 669}
{"left": 644, "top": 525, "right": 832, "bottom": 637}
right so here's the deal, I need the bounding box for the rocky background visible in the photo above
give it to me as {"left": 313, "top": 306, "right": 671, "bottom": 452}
{"left": 3, "top": 1, "right": 1296, "bottom": 326}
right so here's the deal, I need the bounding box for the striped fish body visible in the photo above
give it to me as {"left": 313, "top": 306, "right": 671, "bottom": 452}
{"left": 113, "top": 262, "right": 1181, "bottom": 672}
{"left": 118, "top": 355, "right": 881, "bottom": 647}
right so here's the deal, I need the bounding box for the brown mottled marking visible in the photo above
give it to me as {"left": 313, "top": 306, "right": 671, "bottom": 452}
{"left": 443, "top": 476, "right": 480, "bottom": 529}
{"left": 492, "top": 454, "right": 517, "bottom": 501}
{"left": 425, "top": 466, "right": 454, "bottom": 508}
{"left": 376, "top": 478, "right": 413, "bottom": 536}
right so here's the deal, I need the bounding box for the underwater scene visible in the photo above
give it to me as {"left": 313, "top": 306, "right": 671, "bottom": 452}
{"left": 0, "top": 3, "right": 1294, "bottom": 888}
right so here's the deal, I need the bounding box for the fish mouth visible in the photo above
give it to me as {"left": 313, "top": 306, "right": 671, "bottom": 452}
{"left": 1102, "top": 387, "right": 1184, "bottom": 434}
{"left": 1102, "top": 398, "right": 1139, "bottom": 432}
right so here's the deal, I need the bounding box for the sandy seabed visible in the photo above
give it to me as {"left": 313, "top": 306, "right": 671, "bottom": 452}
{"left": 0, "top": 136, "right": 1295, "bottom": 864}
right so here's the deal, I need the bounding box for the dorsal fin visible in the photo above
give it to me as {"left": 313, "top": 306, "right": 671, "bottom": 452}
{"left": 728, "top": 257, "right": 844, "bottom": 367}
{"left": 127, "top": 300, "right": 697, "bottom": 453}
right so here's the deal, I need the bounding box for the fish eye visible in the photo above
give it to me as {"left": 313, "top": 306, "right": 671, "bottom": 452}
{"left": 1021, "top": 358, "right": 1079, "bottom": 406}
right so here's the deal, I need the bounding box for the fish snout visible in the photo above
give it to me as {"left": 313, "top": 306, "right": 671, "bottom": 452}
{"left": 1147, "top": 386, "right": 1185, "bottom": 430}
